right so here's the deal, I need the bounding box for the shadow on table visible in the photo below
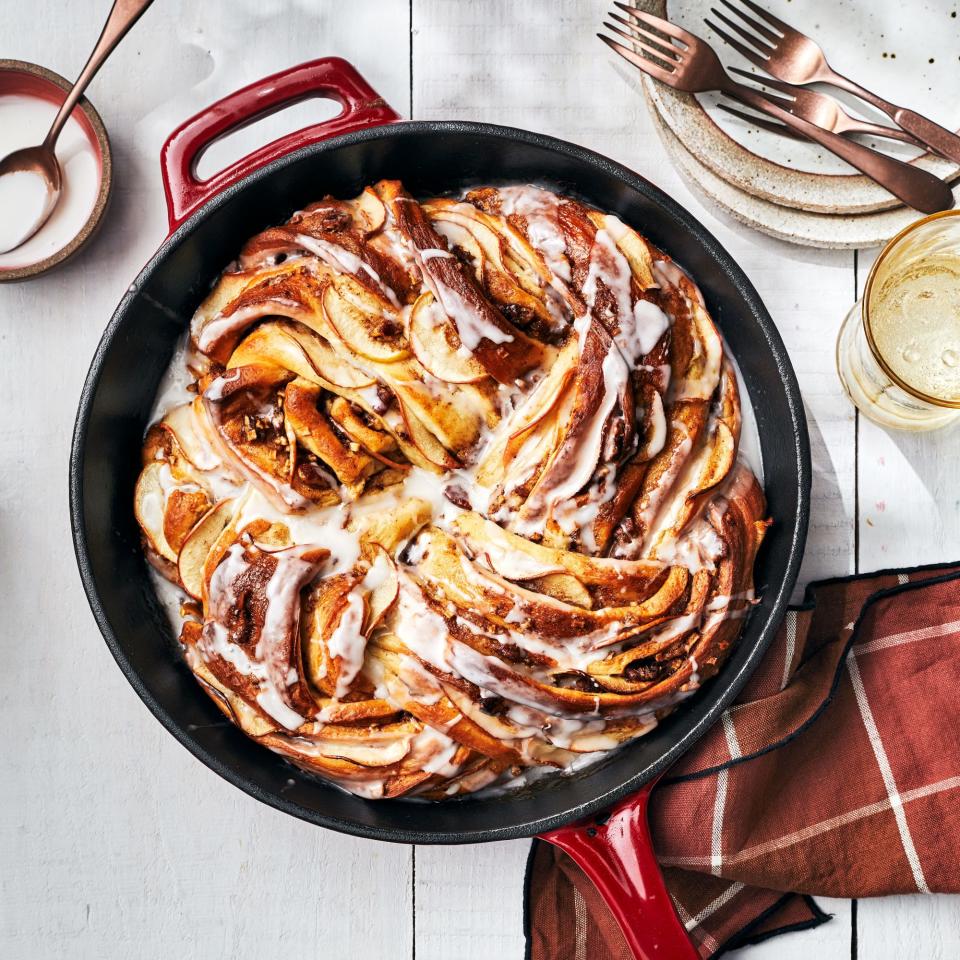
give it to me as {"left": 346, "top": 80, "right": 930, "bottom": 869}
{"left": 791, "top": 405, "right": 852, "bottom": 600}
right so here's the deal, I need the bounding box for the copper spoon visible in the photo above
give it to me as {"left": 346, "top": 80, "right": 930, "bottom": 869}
{"left": 0, "top": 0, "right": 154, "bottom": 254}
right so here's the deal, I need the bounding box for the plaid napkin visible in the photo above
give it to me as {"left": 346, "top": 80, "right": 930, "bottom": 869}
{"left": 526, "top": 562, "right": 960, "bottom": 957}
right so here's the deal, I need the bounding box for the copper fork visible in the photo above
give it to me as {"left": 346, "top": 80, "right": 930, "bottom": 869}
{"left": 599, "top": 9, "right": 953, "bottom": 213}
{"left": 725, "top": 67, "right": 927, "bottom": 149}
{"left": 717, "top": 101, "right": 810, "bottom": 141}
{"left": 709, "top": 0, "right": 960, "bottom": 165}
{"left": 717, "top": 100, "right": 915, "bottom": 148}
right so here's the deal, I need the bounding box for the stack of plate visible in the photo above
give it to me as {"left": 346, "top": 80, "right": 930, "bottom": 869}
{"left": 634, "top": 0, "right": 960, "bottom": 248}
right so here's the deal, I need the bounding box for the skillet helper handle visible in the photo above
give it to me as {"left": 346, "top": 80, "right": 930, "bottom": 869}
{"left": 539, "top": 780, "right": 698, "bottom": 960}
{"left": 160, "top": 57, "right": 400, "bottom": 230}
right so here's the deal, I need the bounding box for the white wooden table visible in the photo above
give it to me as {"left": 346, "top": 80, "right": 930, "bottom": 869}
{"left": 2, "top": 2, "right": 958, "bottom": 957}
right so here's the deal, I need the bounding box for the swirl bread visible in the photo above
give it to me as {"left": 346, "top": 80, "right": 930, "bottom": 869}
{"left": 134, "top": 181, "right": 768, "bottom": 799}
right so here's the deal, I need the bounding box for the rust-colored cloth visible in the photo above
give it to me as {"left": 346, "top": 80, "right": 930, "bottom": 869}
{"left": 526, "top": 563, "right": 960, "bottom": 957}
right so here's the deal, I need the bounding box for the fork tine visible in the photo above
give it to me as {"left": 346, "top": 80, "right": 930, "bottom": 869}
{"left": 608, "top": 12, "right": 680, "bottom": 60}
{"left": 739, "top": 86, "right": 795, "bottom": 111}
{"left": 704, "top": 17, "right": 769, "bottom": 68}
{"left": 725, "top": 66, "right": 795, "bottom": 109}
{"left": 598, "top": 33, "right": 677, "bottom": 83}
{"left": 718, "top": 0, "right": 780, "bottom": 44}
{"left": 716, "top": 102, "right": 805, "bottom": 140}
{"left": 631, "top": 22, "right": 692, "bottom": 59}
{"left": 737, "top": 0, "right": 790, "bottom": 36}
{"left": 728, "top": 66, "right": 797, "bottom": 97}
{"left": 709, "top": 8, "right": 773, "bottom": 52}
{"left": 613, "top": 4, "right": 692, "bottom": 44}
{"left": 603, "top": 20, "right": 680, "bottom": 65}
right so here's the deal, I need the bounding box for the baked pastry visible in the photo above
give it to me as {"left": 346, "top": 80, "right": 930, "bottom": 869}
{"left": 135, "top": 180, "right": 768, "bottom": 798}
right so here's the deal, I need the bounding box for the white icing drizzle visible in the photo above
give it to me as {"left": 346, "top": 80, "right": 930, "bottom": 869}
{"left": 327, "top": 590, "right": 367, "bottom": 697}
{"left": 196, "top": 303, "right": 296, "bottom": 357}
{"left": 295, "top": 233, "right": 401, "bottom": 308}
{"left": 203, "top": 368, "right": 241, "bottom": 402}
{"left": 362, "top": 550, "right": 392, "bottom": 590}
{"left": 654, "top": 518, "right": 726, "bottom": 571}
{"left": 642, "top": 390, "right": 668, "bottom": 461}
{"left": 583, "top": 218, "right": 669, "bottom": 365}
{"left": 498, "top": 184, "right": 572, "bottom": 282}
{"left": 410, "top": 726, "right": 462, "bottom": 777}
{"left": 391, "top": 577, "right": 453, "bottom": 672}
{"left": 472, "top": 541, "right": 565, "bottom": 581}
{"left": 653, "top": 258, "right": 706, "bottom": 308}
{"left": 198, "top": 541, "right": 325, "bottom": 732}
{"left": 256, "top": 687, "right": 305, "bottom": 731}
{"left": 513, "top": 341, "right": 628, "bottom": 542}
{"left": 424, "top": 269, "right": 514, "bottom": 351}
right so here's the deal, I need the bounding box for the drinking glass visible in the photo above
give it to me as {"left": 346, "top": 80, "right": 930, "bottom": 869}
{"left": 837, "top": 210, "right": 960, "bottom": 431}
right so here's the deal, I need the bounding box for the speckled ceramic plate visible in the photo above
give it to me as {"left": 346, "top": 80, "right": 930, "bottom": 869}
{"left": 636, "top": 0, "right": 960, "bottom": 215}
{"left": 649, "top": 95, "right": 952, "bottom": 249}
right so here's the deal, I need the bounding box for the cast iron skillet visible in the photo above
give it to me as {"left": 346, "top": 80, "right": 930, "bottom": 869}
{"left": 70, "top": 59, "right": 809, "bottom": 958}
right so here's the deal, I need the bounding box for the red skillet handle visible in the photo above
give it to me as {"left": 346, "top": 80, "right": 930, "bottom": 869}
{"left": 540, "top": 779, "right": 698, "bottom": 960}
{"left": 160, "top": 57, "right": 400, "bottom": 231}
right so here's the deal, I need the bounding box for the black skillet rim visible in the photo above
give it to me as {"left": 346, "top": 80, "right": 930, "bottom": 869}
{"left": 70, "top": 120, "right": 811, "bottom": 844}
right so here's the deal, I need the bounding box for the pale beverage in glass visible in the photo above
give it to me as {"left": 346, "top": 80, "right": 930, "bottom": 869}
{"left": 837, "top": 210, "right": 960, "bottom": 431}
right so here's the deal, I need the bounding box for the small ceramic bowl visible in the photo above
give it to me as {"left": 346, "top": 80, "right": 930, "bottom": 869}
{"left": 0, "top": 59, "right": 112, "bottom": 282}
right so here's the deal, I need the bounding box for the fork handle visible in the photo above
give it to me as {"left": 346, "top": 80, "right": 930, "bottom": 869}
{"left": 827, "top": 71, "right": 960, "bottom": 166}
{"left": 724, "top": 81, "right": 954, "bottom": 214}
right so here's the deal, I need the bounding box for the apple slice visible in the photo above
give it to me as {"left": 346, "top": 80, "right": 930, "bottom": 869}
{"left": 408, "top": 292, "right": 488, "bottom": 384}
{"left": 302, "top": 572, "right": 360, "bottom": 696}
{"left": 363, "top": 546, "right": 400, "bottom": 632}
{"left": 160, "top": 402, "right": 226, "bottom": 473}
{"left": 436, "top": 201, "right": 555, "bottom": 302}
{"left": 229, "top": 320, "right": 375, "bottom": 389}
{"left": 163, "top": 488, "right": 212, "bottom": 556}
{"left": 526, "top": 573, "right": 593, "bottom": 609}
{"left": 645, "top": 418, "right": 736, "bottom": 560}
{"left": 353, "top": 186, "right": 388, "bottom": 235}
{"left": 386, "top": 186, "right": 546, "bottom": 384}
{"left": 334, "top": 270, "right": 397, "bottom": 317}
{"left": 134, "top": 461, "right": 177, "bottom": 562}
{"left": 191, "top": 262, "right": 329, "bottom": 363}
{"left": 393, "top": 373, "right": 486, "bottom": 456}
{"left": 177, "top": 498, "right": 236, "bottom": 599}
{"left": 350, "top": 498, "right": 433, "bottom": 555}
{"left": 474, "top": 338, "right": 578, "bottom": 488}
{"left": 392, "top": 393, "right": 459, "bottom": 469}
{"left": 515, "top": 326, "right": 623, "bottom": 531}
{"left": 498, "top": 221, "right": 553, "bottom": 295}
{"left": 321, "top": 279, "right": 409, "bottom": 363}
{"left": 425, "top": 218, "right": 485, "bottom": 282}
{"left": 325, "top": 396, "right": 407, "bottom": 470}
{"left": 373, "top": 402, "right": 445, "bottom": 473}
{"left": 503, "top": 370, "right": 576, "bottom": 461}
{"left": 424, "top": 201, "right": 508, "bottom": 273}
{"left": 453, "top": 511, "right": 665, "bottom": 588}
